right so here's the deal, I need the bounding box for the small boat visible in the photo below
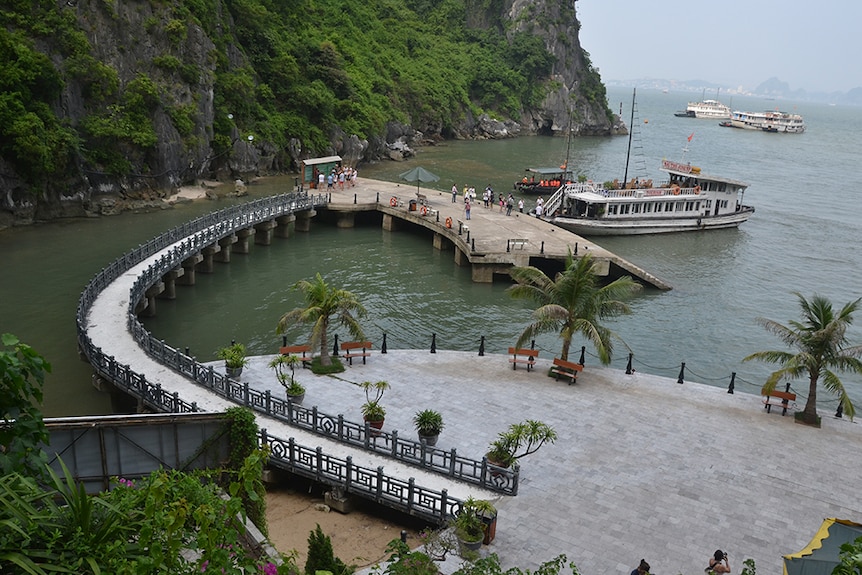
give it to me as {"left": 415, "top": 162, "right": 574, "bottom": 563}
{"left": 718, "top": 121, "right": 734, "bottom": 128}
{"left": 515, "top": 167, "right": 577, "bottom": 195}
{"left": 542, "top": 160, "right": 754, "bottom": 236}
{"left": 730, "top": 110, "right": 805, "bottom": 133}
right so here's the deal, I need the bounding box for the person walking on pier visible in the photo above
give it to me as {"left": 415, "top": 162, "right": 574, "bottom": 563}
{"left": 518, "top": 198, "right": 524, "bottom": 213}
{"left": 452, "top": 184, "right": 458, "bottom": 203}
{"left": 465, "top": 197, "right": 471, "bottom": 220}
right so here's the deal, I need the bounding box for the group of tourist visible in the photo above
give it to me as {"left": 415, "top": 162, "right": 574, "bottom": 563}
{"left": 452, "top": 184, "right": 538, "bottom": 220}
{"left": 315, "top": 166, "right": 358, "bottom": 190}
{"left": 632, "top": 549, "right": 730, "bottom": 575}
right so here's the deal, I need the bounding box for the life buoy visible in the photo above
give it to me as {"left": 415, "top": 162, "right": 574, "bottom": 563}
{"left": 445, "top": 217, "right": 452, "bottom": 229}
{"left": 420, "top": 205, "right": 428, "bottom": 216}
{"left": 693, "top": 185, "right": 701, "bottom": 195}
{"left": 389, "top": 196, "right": 397, "bottom": 207}
{"left": 673, "top": 187, "right": 680, "bottom": 196}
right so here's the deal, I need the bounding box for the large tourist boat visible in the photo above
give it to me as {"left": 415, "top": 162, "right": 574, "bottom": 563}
{"left": 540, "top": 159, "right": 754, "bottom": 236}
{"left": 674, "top": 99, "right": 732, "bottom": 119}
{"left": 729, "top": 110, "right": 805, "bottom": 133}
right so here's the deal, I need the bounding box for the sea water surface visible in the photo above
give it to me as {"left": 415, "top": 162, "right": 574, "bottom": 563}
{"left": 2, "top": 87, "right": 861, "bottom": 416}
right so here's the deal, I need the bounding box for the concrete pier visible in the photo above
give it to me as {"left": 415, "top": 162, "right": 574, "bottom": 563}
{"left": 324, "top": 180, "right": 672, "bottom": 289}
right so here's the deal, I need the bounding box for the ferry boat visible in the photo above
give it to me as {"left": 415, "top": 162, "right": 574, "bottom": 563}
{"left": 674, "top": 99, "right": 732, "bottom": 119}
{"left": 729, "top": 110, "right": 805, "bottom": 133}
{"left": 541, "top": 160, "right": 753, "bottom": 236}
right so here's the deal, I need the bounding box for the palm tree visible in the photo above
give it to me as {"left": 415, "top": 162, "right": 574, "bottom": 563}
{"left": 507, "top": 252, "right": 642, "bottom": 363}
{"left": 276, "top": 273, "right": 367, "bottom": 366}
{"left": 743, "top": 292, "right": 862, "bottom": 424}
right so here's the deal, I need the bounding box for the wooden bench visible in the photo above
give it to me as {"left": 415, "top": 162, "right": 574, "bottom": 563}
{"left": 509, "top": 238, "right": 528, "bottom": 250}
{"left": 416, "top": 192, "right": 429, "bottom": 206}
{"left": 279, "top": 344, "right": 313, "bottom": 368}
{"left": 508, "top": 347, "right": 539, "bottom": 371}
{"left": 340, "top": 341, "right": 373, "bottom": 365}
{"left": 762, "top": 389, "right": 797, "bottom": 415}
{"left": 550, "top": 357, "right": 583, "bottom": 385}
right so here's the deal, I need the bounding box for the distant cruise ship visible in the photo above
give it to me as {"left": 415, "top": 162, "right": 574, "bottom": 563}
{"left": 729, "top": 110, "right": 806, "bottom": 133}
{"left": 674, "top": 99, "right": 732, "bottom": 119}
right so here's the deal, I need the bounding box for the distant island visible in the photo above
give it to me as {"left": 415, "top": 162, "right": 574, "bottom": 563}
{"left": 605, "top": 77, "right": 862, "bottom": 106}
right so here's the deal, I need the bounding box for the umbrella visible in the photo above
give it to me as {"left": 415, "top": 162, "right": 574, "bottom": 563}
{"left": 783, "top": 518, "right": 862, "bottom": 575}
{"left": 399, "top": 166, "right": 440, "bottom": 193}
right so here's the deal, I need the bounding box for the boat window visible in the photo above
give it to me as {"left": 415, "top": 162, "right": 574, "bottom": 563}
{"left": 608, "top": 205, "right": 618, "bottom": 215}
{"left": 644, "top": 203, "right": 653, "bottom": 213}
{"left": 621, "top": 204, "right": 630, "bottom": 215}
{"left": 632, "top": 204, "right": 641, "bottom": 214}
{"left": 665, "top": 202, "right": 674, "bottom": 212}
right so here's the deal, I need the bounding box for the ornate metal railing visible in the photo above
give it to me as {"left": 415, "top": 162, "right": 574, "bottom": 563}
{"left": 75, "top": 191, "right": 507, "bottom": 524}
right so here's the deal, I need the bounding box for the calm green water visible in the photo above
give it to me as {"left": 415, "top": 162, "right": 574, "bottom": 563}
{"left": 2, "top": 87, "right": 861, "bottom": 416}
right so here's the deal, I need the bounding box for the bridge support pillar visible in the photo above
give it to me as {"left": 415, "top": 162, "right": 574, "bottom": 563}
{"left": 471, "top": 263, "right": 495, "bottom": 283}
{"left": 453, "top": 247, "right": 468, "bottom": 267}
{"left": 382, "top": 213, "right": 398, "bottom": 231}
{"left": 159, "top": 267, "right": 184, "bottom": 300}
{"left": 336, "top": 212, "right": 355, "bottom": 228}
{"left": 217, "top": 234, "right": 237, "bottom": 262}
{"left": 178, "top": 254, "right": 203, "bottom": 285}
{"left": 432, "top": 232, "right": 446, "bottom": 250}
{"left": 275, "top": 214, "right": 296, "bottom": 238}
{"left": 197, "top": 243, "right": 221, "bottom": 273}
{"left": 135, "top": 281, "right": 165, "bottom": 317}
{"left": 254, "top": 219, "right": 277, "bottom": 245}
{"left": 234, "top": 228, "right": 256, "bottom": 253}
{"left": 294, "top": 210, "right": 316, "bottom": 233}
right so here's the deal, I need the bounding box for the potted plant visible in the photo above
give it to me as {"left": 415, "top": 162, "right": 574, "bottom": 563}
{"left": 217, "top": 342, "right": 248, "bottom": 379}
{"left": 486, "top": 419, "right": 557, "bottom": 469}
{"left": 413, "top": 409, "right": 444, "bottom": 446}
{"left": 269, "top": 354, "right": 305, "bottom": 404}
{"left": 359, "top": 380, "right": 390, "bottom": 430}
{"left": 453, "top": 497, "right": 489, "bottom": 552}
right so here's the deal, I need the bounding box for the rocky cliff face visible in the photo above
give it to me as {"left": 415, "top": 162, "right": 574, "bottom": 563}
{"left": 0, "top": 0, "right": 616, "bottom": 227}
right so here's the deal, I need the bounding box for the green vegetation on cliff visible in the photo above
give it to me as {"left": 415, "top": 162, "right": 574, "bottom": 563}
{"left": 0, "top": 0, "right": 607, "bottom": 195}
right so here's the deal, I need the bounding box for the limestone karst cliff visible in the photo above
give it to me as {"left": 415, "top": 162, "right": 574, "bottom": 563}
{"left": 0, "top": 0, "right": 616, "bottom": 226}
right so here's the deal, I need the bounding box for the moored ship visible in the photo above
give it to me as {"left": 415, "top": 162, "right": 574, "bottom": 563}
{"left": 541, "top": 159, "right": 753, "bottom": 236}
{"left": 729, "top": 110, "right": 805, "bottom": 133}
{"left": 674, "top": 99, "right": 732, "bottom": 119}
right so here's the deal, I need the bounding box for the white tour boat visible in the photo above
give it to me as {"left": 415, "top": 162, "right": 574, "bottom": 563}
{"left": 729, "top": 110, "right": 805, "bottom": 133}
{"left": 541, "top": 159, "right": 754, "bottom": 236}
{"left": 674, "top": 99, "right": 732, "bottom": 119}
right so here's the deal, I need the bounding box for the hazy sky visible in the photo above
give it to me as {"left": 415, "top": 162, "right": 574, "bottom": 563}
{"left": 576, "top": 0, "right": 861, "bottom": 93}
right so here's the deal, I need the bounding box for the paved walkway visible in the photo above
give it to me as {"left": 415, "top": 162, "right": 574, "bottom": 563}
{"left": 234, "top": 350, "right": 861, "bottom": 575}
{"left": 83, "top": 186, "right": 862, "bottom": 575}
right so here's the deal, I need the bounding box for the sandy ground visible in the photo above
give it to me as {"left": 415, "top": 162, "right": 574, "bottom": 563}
{"left": 165, "top": 180, "right": 228, "bottom": 203}
{"left": 265, "top": 477, "right": 430, "bottom": 570}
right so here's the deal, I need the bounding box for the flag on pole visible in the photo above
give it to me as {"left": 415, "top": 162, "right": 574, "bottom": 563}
{"left": 687, "top": 133, "right": 694, "bottom": 142}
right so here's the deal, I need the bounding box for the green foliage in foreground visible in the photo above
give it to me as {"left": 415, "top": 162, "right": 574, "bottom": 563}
{"left": 0, "top": 0, "right": 607, "bottom": 193}
{"left": 834, "top": 537, "right": 862, "bottom": 575}
{"left": 0, "top": 453, "right": 292, "bottom": 575}
{"left": 0, "top": 333, "right": 51, "bottom": 479}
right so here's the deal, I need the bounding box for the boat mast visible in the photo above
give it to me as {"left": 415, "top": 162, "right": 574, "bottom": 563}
{"left": 622, "top": 88, "right": 636, "bottom": 185}
{"left": 561, "top": 109, "right": 573, "bottom": 171}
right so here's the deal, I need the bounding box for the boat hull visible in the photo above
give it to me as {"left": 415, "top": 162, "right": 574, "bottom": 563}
{"left": 549, "top": 209, "right": 754, "bottom": 236}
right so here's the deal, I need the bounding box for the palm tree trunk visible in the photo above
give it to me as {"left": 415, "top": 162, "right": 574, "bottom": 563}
{"left": 802, "top": 372, "right": 819, "bottom": 424}
{"left": 560, "top": 338, "right": 571, "bottom": 362}
{"left": 319, "top": 326, "right": 331, "bottom": 366}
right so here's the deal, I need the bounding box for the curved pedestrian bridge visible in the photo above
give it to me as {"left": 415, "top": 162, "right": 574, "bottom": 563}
{"left": 77, "top": 188, "right": 862, "bottom": 575}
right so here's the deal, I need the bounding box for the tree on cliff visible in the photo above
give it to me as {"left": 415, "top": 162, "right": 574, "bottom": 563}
{"left": 507, "top": 252, "right": 641, "bottom": 363}
{"left": 276, "top": 274, "right": 367, "bottom": 367}
{"left": 743, "top": 293, "right": 862, "bottom": 424}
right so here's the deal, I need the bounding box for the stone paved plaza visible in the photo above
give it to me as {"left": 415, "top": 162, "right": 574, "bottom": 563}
{"left": 237, "top": 350, "right": 862, "bottom": 575}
